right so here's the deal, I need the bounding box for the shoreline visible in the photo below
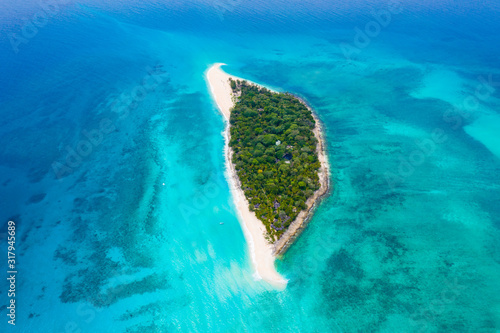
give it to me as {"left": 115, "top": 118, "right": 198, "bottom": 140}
{"left": 206, "top": 63, "right": 330, "bottom": 287}
{"left": 206, "top": 63, "right": 288, "bottom": 289}
{"left": 272, "top": 97, "right": 330, "bottom": 256}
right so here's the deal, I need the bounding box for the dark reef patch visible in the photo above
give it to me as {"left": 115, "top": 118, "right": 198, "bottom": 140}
{"left": 27, "top": 167, "right": 48, "bottom": 183}
{"left": 54, "top": 246, "right": 78, "bottom": 265}
{"left": 27, "top": 193, "right": 46, "bottom": 204}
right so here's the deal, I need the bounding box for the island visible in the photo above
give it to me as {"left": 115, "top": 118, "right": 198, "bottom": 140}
{"left": 207, "top": 63, "right": 329, "bottom": 289}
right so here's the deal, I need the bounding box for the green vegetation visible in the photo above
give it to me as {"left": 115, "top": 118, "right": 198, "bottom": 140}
{"left": 228, "top": 79, "right": 321, "bottom": 241}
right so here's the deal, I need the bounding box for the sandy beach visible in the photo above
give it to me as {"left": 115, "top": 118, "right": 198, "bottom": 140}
{"left": 207, "top": 63, "right": 288, "bottom": 289}
{"left": 206, "top": 63, "right": 329, "bottom": 289}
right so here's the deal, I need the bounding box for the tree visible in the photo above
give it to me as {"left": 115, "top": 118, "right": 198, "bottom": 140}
{"left": 230, "top": 79, "right": 237, "bottom": 90}
{"left": 228, "top": 79, "right": 321, "bottom": 239}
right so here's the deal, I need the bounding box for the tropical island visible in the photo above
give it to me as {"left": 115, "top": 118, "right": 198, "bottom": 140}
{"left": 207, "top": 63, "right": 329, "bottom": 289}
{"left": 229, "top": 79, "right": 323, "bottom": 240}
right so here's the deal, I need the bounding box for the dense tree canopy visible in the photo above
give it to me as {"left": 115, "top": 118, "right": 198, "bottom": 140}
{"left": 229, "top": 79, "right": 321, "bottom": 240}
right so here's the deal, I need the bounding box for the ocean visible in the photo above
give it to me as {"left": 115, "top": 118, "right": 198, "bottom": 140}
{"left": 1, "top": 0, "right": 499, "bottom": 331}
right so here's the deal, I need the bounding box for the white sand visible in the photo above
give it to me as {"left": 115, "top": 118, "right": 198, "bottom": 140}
{"left": 206, "top": 63, "right": 288, "bottom": 289}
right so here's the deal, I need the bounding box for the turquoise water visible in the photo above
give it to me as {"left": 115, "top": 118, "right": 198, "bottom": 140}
{"left": 1, "top": 0, "right": 499, "bottom": 331}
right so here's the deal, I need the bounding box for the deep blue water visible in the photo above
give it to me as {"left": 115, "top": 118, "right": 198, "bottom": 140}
{"left": 1, "top": 0, "right": 500, "bottom": 332}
